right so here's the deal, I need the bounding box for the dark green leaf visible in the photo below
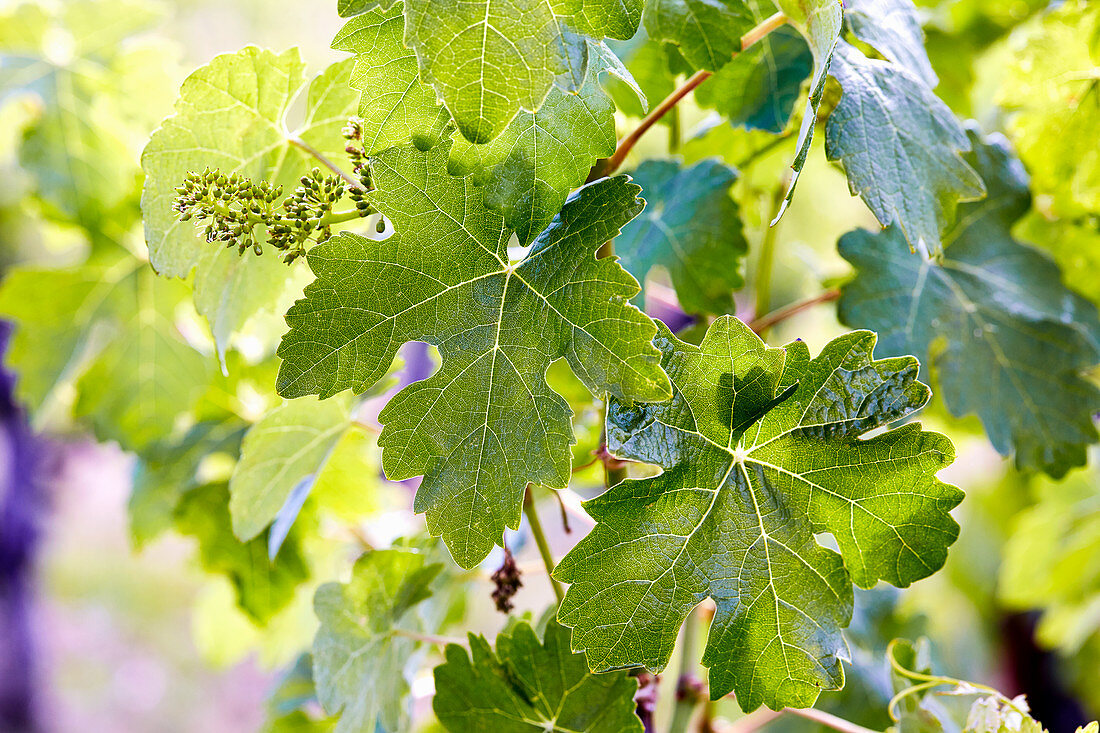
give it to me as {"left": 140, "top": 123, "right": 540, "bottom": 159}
{"left": 433, "top": 620, "right": 643, "bottom": 732}
{"left": 844, "top": 0, "right": 938, "bottom": 88}
{"left": 838, "top": 129, "right": 1100, "bottom": 477}
{"left": 555, "top": 316, "right": 961, "bottom": 711}
{"left": 277, "top": 143, "right": 670, "bottom": 567}
{"left": 615, "top": 158, "right": 747, "bottom": 314}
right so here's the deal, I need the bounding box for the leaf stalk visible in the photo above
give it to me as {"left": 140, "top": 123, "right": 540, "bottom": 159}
{"left": 523, "top": 489, "right": 566, "bottom": 604}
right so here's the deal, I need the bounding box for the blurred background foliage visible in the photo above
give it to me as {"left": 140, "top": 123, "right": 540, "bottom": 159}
{"left": 0, "top": 0, "right": 1097, "bottom": 731}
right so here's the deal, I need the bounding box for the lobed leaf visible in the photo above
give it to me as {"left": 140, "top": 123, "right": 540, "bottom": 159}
{"left": 838, "top": 129, "right": 1100, "bottom": 477}
{"left": 615, "top": 158, "right": 747, "bottom": 314}
{"left": 433, "top": 620, "right": 643, "bottom": 732}
{"left": 824, "top": 42, "right": 984, "bottom": 252}
{"left": 276, "top": 141, "right": 670, "bottom": 567}
{"left": 555, "top": 316, "right": 961, "bottom": 711}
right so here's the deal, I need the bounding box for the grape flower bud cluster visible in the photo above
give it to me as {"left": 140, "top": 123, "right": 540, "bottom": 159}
{"left": 173, "top": 122, "right": 380, "bottom": 264}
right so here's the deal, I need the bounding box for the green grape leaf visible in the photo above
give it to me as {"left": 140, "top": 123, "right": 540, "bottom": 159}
{"left": 838, "top": 130, "right": 1100, "bottom": 477}
{"left": 131, "top": 417, "right": 248, "bottom": 547}
{"left": 1015, "top": 214, "right": 1100, "bottom": 309}
{"left": 844, "top": 0, "right": 938, "bottom": 88}
{"left": 771, "top": 0, "right": 842, "bottom": 223}
{"left": 615, "top": 158, "right": 747, "bottom": 314}
{"left": 996, "top": 1, "right": 1100, "bottom": 219}
{"left": 555, "top": 316, "right": 961, "bottom": 711}
{"left": 277, "top": 143, "right": 670, "bottom": 567}
{"left": 450, "top": 40, "right": 641, "bottom": 245}
{"left": 313, "top": 548, "right": 442, "bottom": 733}
{"left": 694, "top": 20, "right": 813, "bottom": 134}
{"left": 401, "top": 0, "right": 641, "bottom": 144}
{"left": 337, "top": 0, "right": 376, "bottom": 16}
{"left": 175, "top": 483, "right": 309, "bottom": 625}
{"left": 229, "top": 396, "right": 353, "bottom": 542}
{"left": 433, "top": 620, "right": 643, "bottom": 732}
{"left": 643, "top": 0, "right": 754, "bottom": 71}
{"left": 141, "top": 48, "right": 357, "bottom": 357}
{"left": 332, "top": 2, "right": 450, "bottom": 154}
{"left": 824, "top": 41, "right": 985, "bottom": 252}
{"left": 1000, "top": 473, "right": 1100, "bottom": 653}
{"left": 604, "top": 29, "right": 670, "bottom": 119}
{"left": 0, "top": 259, "right": 212, "bottom": 450}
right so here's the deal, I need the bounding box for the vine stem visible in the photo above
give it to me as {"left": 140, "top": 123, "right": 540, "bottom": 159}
{"left": 752, "top": 185, "right": 786, "bottom": 336}
{"left": 668, "top": 613, "right": 700, "bottom": 733}
{"left": 524, "top": 489, "right": 566, "bottom": 604}
{"left": 748, "top": 288, "right": 841, "bottom": 335}
{"left": 320, "top": 209, "right": 367, "bottom": 227}
{"left": 288, "top": 135, "right": 360, "bottom": 188}
{"left": 591, "top": 11, "right": 789, "bottom": 178}
{"left": 392, "top": 628, "right": 467, "bottom": 646}
{"left": 712, "top": 707, "right": 882, "bottom": 733}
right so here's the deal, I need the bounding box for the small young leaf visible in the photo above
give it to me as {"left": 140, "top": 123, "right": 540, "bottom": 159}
{"left": 824, "top": 42, "right": 985, "bottom": 252}
{"left": 555, "top": 316, "right": 961, "bottom": 711}
{"left": 276, "top": 142, "right": 670, "bottom": 567}
{"left": 313, "top": 548, "right": 442, "bottom": 733}
{"left": 838, "top": 130, "right": 1100, "bottom": 477}
{"left": 229, "top": 396, "right": 353, "bottom": 542}
{"left": 433, "top": 620, "right": 643, "bottom": 732}
{"left": 615, "top": 158, "right": 747, "bottom": 314}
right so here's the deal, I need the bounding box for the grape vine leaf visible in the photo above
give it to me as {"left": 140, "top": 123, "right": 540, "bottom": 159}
{"left": 0, "top": 259, "right": 211, "bottom": 451}
{"left": 175, "top": 483, "right": 309, "bottom": 625}
{"left": 694, "top": 11, "right": 812, "bottom": 134}
{"left": 771, "top": 0, "right": 842, "bottom": 223}
{"left": 824, "top": 41, "right": 985, "bottom": 252}
{"left": 838, "top": 130, "right": 1100, "bottom": 477}
{"left": 313, "top": 548, "right": 442, "bottom": 733}
{"left": 141, "top": 48, "right": 357, "bottom": 357}
{"left": 554, "top": 316, "right": 961, "bottom": 711}
{"left": 401, "top": 0, "right": 641, "bottom": 144}
{"left": 229, "top": 396, "right": 352, "bottom": 542}
{"left": 450, "top": 39, "right": 644, "bottom": 245}
{"left": 844, "top": 0, "right": 938, "bottom": 88}
{"left": 276, "top": 143, "right": 670, "bottom": 567}
{"left": 615, "top": 159, "right": 747, "bottom": 314}
{"left": 604, "top": 28, "right": 670, "bottom": 120}
{"left": 433, "top": 619, "right": 643, "bottom": 732}
{"left": 643, "top": 0, "right": 754, "bottom": 72}
{"left": 332, "top": 3, "right": 449, "bottom": 154}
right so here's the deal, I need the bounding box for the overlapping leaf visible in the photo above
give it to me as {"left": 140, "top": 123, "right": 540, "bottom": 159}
{"left": 332, "top": 3, "right": 449, "bottom": 153}
{"left": 643, "top": 0, "right": 754, "bottom": 71}
{"left": 825, "top": 41, "right": 984, "bottom": 252}
{"left": 838, "top": 130, "right": 1100, "bottom": 477}
{"left": 312, "top": 548, "right": 442, "bottom": 733}
{"left": 229, "top": 396, "right": 353, "bottom": 542}
{"left": 844, "top": 0, "right": 937, "bottom": 88}
{"left": 141, "top": 48, "right": 356, "bottom": 356}
{"left": 555, "top": 316, "right": 961, "bottom": 711}
{"left": 401, "top": 0, "right": 642, "bottom": 143}
{"left": 450, "top": 40, "right": 643, "bottom": 244}
{"left": 615, "top": 159, "right": 746, "bottom": 314}
{"left": 433, "top": 620, "right": 643, "bottom": 732}
{"left": 694, "top": 6, "right": 812, "bottom": 134}
{"left": 276, "top": 142, "right": 669, "bottom": 567}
